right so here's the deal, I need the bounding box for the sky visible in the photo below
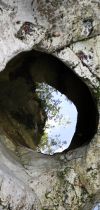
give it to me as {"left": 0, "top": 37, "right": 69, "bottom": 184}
{"left": 93, "top": 204, "right": 100, "bottom": 210}
{"left": 37, "top": 83, "right": 78, "bottom": 155}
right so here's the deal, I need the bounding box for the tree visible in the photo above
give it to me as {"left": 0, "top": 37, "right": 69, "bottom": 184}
{"left": 36, "top": 82, "right": 71, "bottom": 154}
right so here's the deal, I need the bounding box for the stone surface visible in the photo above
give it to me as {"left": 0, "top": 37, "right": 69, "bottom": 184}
{"left": 0, "top": 0, "right": 99, "bottom": 210}
{"left": 0, "top": 73, "right": 46, "bottom": 150}
{"left": 55, "top": 36, "right": 100, "bottom": 89}
{"left": 0, "top": 136, "right": 41, "bottom": 210}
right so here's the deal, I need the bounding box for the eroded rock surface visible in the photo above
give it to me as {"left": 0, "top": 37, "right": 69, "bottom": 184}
{"left": 0, "top": 74, "right": 46, "bottom": 150}
{"left": 0, "top": 0, "right": 99, "bottom": 210}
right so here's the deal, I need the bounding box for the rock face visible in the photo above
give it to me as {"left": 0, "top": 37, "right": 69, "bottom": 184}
{"left": 0, "top": 69, "right": 47, "bottom": 150}
{"left": 0, "top": 1, "right": 99, "bottom": 210}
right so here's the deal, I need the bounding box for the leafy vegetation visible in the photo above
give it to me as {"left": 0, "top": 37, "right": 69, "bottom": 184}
{"left": 36, "top": 82, "right": 72, "bottom": 155}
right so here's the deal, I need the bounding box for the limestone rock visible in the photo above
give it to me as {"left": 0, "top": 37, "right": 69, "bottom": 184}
{"left": 0, "top": 1, "right": 99, "bottom": 210}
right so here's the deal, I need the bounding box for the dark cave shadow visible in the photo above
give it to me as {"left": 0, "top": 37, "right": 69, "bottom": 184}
{"left": 3, "top": 49, "right": 99, "bottom": 153}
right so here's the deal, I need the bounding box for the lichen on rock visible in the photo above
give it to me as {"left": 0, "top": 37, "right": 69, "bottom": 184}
{"left": 0, "top": 0, "right": 99, "bottom": 210}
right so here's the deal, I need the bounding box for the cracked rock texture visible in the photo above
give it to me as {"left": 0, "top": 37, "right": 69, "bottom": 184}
{"left": 0, "top": 0, "right": 100, "bottom": 210}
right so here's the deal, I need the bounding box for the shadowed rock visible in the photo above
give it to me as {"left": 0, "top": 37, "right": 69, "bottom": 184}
{"left": 0, "top": 50, "right": 98, "bottom": 151}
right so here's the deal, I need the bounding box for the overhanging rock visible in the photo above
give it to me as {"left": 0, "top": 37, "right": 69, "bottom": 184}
{"left": 0, "top": 1, "right": 99, "bottom": 210}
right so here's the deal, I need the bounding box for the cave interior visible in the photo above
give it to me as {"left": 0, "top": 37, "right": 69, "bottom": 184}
{"left": 0, "top": 50, "right": 98, "bottom": 154}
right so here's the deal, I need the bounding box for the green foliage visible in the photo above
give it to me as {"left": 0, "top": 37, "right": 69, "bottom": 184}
{"left": 36, "top": 82, "right": 61, "bottom": 121}
{"left": 36, "top": 82, "right": 71, "bottom": 154}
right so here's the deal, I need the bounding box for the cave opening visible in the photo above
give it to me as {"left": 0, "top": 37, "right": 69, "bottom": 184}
{"left": 93, "top": 203, "right": 100, "bottom": 210}
{"left": 0, "top": 50, "right": 98, "bottom": 154}
{"left": 35, "top": 82, "right": 78, "bottom": 155}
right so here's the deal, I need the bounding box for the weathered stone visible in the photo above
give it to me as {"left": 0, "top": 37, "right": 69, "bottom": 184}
{"left": 55, "top": 36, "right": 100, "bottom": 89}
{"left": 0, "top": 0, "right": 99, "bottom": 210}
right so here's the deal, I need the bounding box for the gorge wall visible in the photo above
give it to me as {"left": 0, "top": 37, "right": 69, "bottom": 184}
{"left": 0, "top": 1, "right": 100, "bottom": 210}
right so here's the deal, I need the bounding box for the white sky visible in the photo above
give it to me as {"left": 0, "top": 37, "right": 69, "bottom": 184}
{"left": 39, "top": 85, "right": 78, "bottom": 155}
{"left": 93, "top": 204, "right": 100, "bottom": 210}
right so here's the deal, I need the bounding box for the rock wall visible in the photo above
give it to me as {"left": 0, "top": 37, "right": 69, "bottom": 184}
{"left": 0, "top": 1, "right": 99, "bottom": 210}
